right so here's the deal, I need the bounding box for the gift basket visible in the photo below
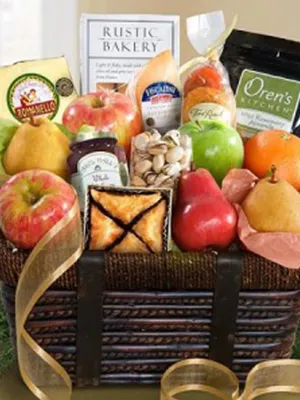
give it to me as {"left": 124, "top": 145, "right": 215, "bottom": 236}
{"left": 0, "top": 9, "right": 300, "bottom": 400}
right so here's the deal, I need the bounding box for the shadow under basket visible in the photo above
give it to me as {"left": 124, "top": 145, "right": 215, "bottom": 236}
{"left": 1, "top": 232, "right": 300, "bottom": 387}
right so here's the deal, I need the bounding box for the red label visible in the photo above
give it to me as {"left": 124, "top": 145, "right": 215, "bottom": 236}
{"left": 14, "top": 100, "right": 57, "bottom": 119}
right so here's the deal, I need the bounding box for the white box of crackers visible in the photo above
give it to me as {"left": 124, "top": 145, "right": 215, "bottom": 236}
{"left": 80, "top": 14, "right": 180, "bottom": 94}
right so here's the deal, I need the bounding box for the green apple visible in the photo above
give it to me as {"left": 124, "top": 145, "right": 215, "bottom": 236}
{"left": 180, "top": 120, "right": 244, "bottom": 185}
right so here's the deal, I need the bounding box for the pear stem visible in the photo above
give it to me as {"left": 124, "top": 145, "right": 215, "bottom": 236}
{"left": 29, "top": 116, "right": 38, "bottom": 127}
{"left": 270, "top": 165, "right": 278, "bottom": 183}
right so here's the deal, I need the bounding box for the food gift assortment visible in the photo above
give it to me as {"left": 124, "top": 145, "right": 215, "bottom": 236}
{"left": 1, "top": 8, "right": 300, "bottom": 400}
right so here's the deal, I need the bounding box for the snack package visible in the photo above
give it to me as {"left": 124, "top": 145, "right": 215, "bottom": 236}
{"left": 126, "top": 50, "right": 182, "bottom": 133}
{"left": 130, "top": 128, "right": 192, "bottom": 188}
{"left": 181, "top": 11, "right": 236, "bottom": 127}
{"left": 85, "top": 185, "right": 172, "bottom": 253}
{"left": 80, "top": 14, "right": 180, "bottom": 94}
{"left": 222, "top": 30, "right": 300, "bottom": 140}
{"left": 0, "top": 57, "right": 77, "bottom": 124}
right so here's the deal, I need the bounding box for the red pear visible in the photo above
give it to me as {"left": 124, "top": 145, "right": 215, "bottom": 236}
{"left": 172, "top": 169, "right": 237, "bottom": 252}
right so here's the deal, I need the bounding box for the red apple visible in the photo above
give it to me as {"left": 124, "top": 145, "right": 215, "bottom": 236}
{"left": 62, "top": 89, "right": 143, "bottom": 155}
{"left": 0, "top": 170, "right": 76, "bottom": 249}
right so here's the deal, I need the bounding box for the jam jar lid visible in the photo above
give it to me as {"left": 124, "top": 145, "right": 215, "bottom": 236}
{"left": 75, "top": 125, "right": 118, "bottom": 143}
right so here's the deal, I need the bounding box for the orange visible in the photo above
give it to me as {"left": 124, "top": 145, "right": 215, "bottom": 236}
{"left": 244, "top": 130, "right": 300, "bottom": 190}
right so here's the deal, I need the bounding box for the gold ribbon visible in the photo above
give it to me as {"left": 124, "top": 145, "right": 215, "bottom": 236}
{"left": 161, "top": 358, "right": 300, "bottom": 400}
{"left": 15, "top": 197, "right": 84, "bottom": 400}
{"left": 180, "top": 14, "right": 238, "bottom": 76}
{"left": 13, "top": 195, "right": 300, "bottom": 400}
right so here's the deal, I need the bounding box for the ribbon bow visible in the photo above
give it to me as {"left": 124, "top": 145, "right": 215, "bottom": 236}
{"left": 180, "top": 14, "right": 238, "bottom": 76}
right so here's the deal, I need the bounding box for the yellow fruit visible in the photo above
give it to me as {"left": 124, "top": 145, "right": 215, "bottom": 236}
{"left": 242, "top": 167, "right": 300, "bottom": 233}
{"left": 3, "top": 117, "right": 70, "bottom": 179}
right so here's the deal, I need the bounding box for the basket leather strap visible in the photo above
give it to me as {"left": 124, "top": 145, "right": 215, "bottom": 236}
{"left": 209, "top": 252, "right": 243, "bottom": 368}
{"left": 76, "top": 250, "right": 105, "bottom": 387}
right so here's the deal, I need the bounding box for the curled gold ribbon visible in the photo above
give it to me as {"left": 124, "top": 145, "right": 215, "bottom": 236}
{"left": 16, "top": 198, "right": 83, "bottom": 400}
{"left": 161, "top": 358, "right": 300, "bottom": 400}
{"left": 161, "top": 358, "right": 240, "bottom": 400}
{"left": 242, "top": 359, "right": 300, "bottom": 400}
{"left": 13, "top": 196, "right": 300, "bottom": 400}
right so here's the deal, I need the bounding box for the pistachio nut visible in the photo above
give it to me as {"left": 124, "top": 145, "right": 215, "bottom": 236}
{"left": 148, "top": 141, "right": 168, "bottom": 155}
{"left": 144, "top": 171, "right": 157, "bottom": 185}
{"left": 131, "top": 175, "right": 147, "bottom": 187}
{"left": 134, "top": 132, "right": 151, "bottom": 151}
{"left": 150, "top": 130, "right": 162, "bottom": 142}
{"left": 135, "top": 159, "right": 152, "bottom": 175}
{"left": 152, "top": 154, "right": 165, "bottom": 173}
{"left": 164, "top": 130, "right": 181, "bottom": 148}
{"left": 162, "top": 162, "right": 182, "bottom": 177}
{"left": 166, "top": 146, "right": 184, "bottom": 163}
{"left": 133, "top": 150, "right": 151, "bottom": 163}
{"left": 155, "top": 173, "right": 170, "bottom": 187}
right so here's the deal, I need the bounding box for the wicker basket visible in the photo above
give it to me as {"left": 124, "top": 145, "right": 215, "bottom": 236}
{"left": 0, "top": 232, "right": 300, "bottom": 387}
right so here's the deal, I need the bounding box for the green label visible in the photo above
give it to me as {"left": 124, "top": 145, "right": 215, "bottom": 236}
{"left": 235, "top": 69, "right": 300, "bottom": 138}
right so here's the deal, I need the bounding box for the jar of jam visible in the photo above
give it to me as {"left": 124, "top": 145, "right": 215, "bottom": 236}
{"left": 68, "top": 127, "right": 129, "bottom": 210}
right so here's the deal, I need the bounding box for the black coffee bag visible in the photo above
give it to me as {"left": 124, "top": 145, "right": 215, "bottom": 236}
{"left": 221, "top": 29, "right": 300, "bottom": 139}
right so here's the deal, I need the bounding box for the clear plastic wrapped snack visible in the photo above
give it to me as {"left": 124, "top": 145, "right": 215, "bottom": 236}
{"left": 130, "top": 129, "right": 192, "bottom": 188}
{"left": 181, "top": 11, "right": 237, "bottom": 128}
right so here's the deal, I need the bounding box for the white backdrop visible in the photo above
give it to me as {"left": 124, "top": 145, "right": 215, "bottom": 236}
{"left": 0, "top": 0, "right": 80, "bottom": 89}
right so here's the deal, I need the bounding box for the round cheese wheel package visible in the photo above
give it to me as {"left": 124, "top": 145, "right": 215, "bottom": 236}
{"left": 126, "top": 50, "right": 182, "bottom": 133}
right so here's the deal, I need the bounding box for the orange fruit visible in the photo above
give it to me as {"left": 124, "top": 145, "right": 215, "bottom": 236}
{"left": 244, "top": 130, "right": 300, "bottom": 190}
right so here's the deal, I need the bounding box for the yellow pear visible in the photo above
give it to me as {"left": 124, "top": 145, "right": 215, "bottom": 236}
{"left": 3, "top": 117, "right": 70, "bottom": 179}
{"left": 242, "top": 166, "right": 300, "bottom": 233}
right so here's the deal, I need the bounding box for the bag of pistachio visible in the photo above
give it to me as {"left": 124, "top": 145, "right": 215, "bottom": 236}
{"left": 130, "top": 128, "right": 192, "bottom": 188}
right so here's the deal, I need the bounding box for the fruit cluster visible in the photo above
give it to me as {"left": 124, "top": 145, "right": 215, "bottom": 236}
{"left": 0, "top": 49, "right": 300, "bottom": 264}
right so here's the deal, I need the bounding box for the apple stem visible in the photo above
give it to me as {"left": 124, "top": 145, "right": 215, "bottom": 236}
{"left": 23, "top": 191, "right": 39, "bottom": 206}
{"left": 270, "top": 165, "right": 278, "bottom": 183}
